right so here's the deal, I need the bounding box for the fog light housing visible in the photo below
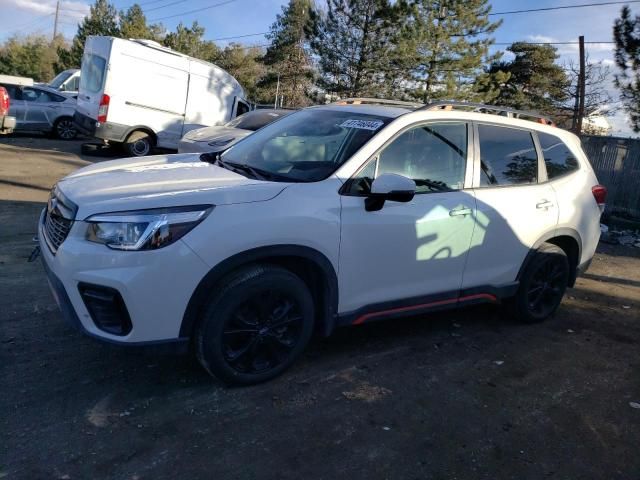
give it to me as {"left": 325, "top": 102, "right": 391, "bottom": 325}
{"left": 78, "top": 283, "right": 132, "bottom": 336}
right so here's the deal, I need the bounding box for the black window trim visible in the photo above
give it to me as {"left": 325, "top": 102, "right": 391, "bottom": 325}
{"left": 340, "top": 119, "right": 474, "bottom": 197}
{"left": 471, "top": 121, "right": 545, "bottom": 190}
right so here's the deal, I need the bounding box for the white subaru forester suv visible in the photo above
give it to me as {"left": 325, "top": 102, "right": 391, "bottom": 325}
{"left": 39, "top": 99, "right": 606, "bottom": 384}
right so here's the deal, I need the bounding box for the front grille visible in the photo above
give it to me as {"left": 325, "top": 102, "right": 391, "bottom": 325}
{"left": 42, "top": 185, "right": 77, "bottom": 254}
{"left": 44, "top": 212, "right": 72, "bottom": 252}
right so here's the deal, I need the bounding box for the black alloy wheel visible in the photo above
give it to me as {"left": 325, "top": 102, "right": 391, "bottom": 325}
{"left": 54, "top": 117, "right": 77, "bottom": 140}
{"left": 512, "top": 242, "right": 570, "bottom": 323}
{"left": 196, "top": 265, "right": 315, "bottom": 385}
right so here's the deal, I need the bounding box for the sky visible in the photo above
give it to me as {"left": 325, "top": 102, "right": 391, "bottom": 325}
{"left": 0, "top": 0, "right": 637, "bottom": 136}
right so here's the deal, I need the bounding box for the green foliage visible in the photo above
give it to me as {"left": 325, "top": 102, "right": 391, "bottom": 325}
{"left": 213, "top": 44, "right": 266, "bottom": 102}
{"left": 308, "top": 0, "right": 399, "bottom": 98}
{"left": 614, "top": 6, "right": 640, "bottom": 132}
{"left": 0, "top": 35, "right": 65, "bottom": 82}
{"left": 396, "top": 0, "right": 502, "bottom": 102}
{"left": 261, "top": 0, "right": 314, "bottom": 107}
{"left": 57, "top": 0, "right": 119, "bottom": 70}
{"left": 163, "top": 22, "right": 219, "bottom": 59}
{"left": 484, "top": 42, "right": 569, "bottom": 114}
{"left": 120, "top": 4, "right": 163, "bottom": 41}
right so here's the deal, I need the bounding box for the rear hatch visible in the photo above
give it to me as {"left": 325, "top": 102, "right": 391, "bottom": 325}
{"left": 75, "top": 36, "right": 111, "bottom": 121}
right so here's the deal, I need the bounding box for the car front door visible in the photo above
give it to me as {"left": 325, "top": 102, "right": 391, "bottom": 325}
{"left": 461, "top": 123, "right": 559, "bottom": 290}
{"left": 338, "top": 121, "right": 478, "bottom": 318}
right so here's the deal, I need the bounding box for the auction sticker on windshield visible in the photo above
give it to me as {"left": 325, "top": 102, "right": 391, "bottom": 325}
{"left": 340, "top": 119, "right": 384, "bottom": 131}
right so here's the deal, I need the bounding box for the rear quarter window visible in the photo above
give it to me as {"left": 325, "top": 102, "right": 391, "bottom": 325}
{"left": 538, "top": 132, "right": 579, "bottom": 180}
{"left": 478, "top": 124, "right": 538, "bottom": 186}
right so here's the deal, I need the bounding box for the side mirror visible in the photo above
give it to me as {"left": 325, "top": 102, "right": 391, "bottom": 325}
{"left": 365, "top": 173, "right": 416, "bottom": 212}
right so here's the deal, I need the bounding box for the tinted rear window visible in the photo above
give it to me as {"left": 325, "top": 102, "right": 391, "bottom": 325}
{"left": 80, "top": 54, "right": 106, "bottom": 94}
{"left": 478, "top": 124, "right": 538, "bottom": 186}
{"left": 538, "top": 132, "right": 579, "bottom": 180}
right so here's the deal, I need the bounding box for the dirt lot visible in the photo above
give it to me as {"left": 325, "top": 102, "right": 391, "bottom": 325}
{"left": 1, "top": 135, "right": 639, "bottom": 480}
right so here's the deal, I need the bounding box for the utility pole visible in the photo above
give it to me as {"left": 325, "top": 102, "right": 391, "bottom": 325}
{"left": 576, "top": 35, "right": 586, "bottom": 135}
{"left": 53, "top": 0, "right": 60, "bottom": 41}
{"left": 274, "top": 73, "right": 280, "bottom": 109}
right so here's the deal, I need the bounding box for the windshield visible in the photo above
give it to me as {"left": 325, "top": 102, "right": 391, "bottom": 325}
{"left": 49, "top": 71, "right": 73, "bottom": 89}
{"left": 220, "top": 108, "right": 392, "bottom": 182}
{"left": 225, "top": 110, "right": 291, "bottom": 131}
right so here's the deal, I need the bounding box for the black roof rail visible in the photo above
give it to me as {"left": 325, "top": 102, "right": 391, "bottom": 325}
{"left": 331, "top": 97, "right": 423, "bottom": 109}
{"left": 421, "top": 101, "right": 556, "bottom": 126}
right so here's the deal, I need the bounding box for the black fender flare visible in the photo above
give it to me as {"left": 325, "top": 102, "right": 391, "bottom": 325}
{"left": 517, "top": 227, "right": 583, "bottom": 285}
{"left": 179, "top": 245, "right": 339, "bottom": 338}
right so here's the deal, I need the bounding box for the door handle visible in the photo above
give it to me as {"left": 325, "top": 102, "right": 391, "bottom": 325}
{"left": 536, "top": 200, "right": 554, "bottom": 209}
{"left": 449, "top": 206, "right": 472, "bottom": 217}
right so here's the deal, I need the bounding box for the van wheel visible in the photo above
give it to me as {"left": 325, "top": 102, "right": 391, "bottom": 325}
{"left": 124, "top": 131, "right": 153, "bottom": 157}
{"left": 195, "top": 265, "right": 315, "bottom": 385}
{"left": 512, "top": 242, "right": 570, "bottom": 323}
{"left": 53, "top": 117, "right": 77, "bottom": 140}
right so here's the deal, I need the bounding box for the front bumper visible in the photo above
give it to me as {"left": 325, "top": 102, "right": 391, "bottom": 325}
{"left": 38, "top": 209, "right": 210, "bottom": 346}
{"left": 0, "top": 115, "right": 16, "bottom": 134}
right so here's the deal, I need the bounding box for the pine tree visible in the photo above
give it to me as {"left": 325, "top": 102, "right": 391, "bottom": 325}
{"left": 260, "top": 0, "right": 314, "bottom": 107}
{"left": 119, "top": 4, "right": 162, "bottom": 41}
{"left": 163, "top": 22, "right": 219, "bottom": 60}
{"left": 486, "top": 42, "right": 569, "bottom": 114}
{"left": 613, "top": 6, "right": 640, "bottom": 132}
{"left": 307, "top": 0, "right": 399, "bottom": 98}
{"left": 214, "top": 44, "right": 266, "bottom": 102}
{"left": 397, "top": 0, "right": 502, "bottom": 102}
{"left": 57, "top": 0, "right": 119, "bottom": 69}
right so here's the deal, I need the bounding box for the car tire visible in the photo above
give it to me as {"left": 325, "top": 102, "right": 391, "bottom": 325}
{"left": 124, "top": 130, "right": 153, "bottom": 157}
{"left": 511, "top": 242, "right": 570, "bottom": 323}
{"left": 53, "top": 117, "right": 77, "bottom": 140}
{"left": 195, "top": 265, "right": 315, "bottom": 385}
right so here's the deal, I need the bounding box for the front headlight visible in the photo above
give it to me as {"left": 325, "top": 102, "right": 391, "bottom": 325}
{"left": 85, "top": 205, "right": 213, "bottom": 250}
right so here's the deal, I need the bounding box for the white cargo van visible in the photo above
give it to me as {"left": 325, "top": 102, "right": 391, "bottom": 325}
{"left": 74, "top": 36, "right": 249, "bottom": 156}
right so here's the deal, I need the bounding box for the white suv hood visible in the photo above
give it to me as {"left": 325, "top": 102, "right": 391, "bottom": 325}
{"left": 58, "top": 153, "right": 288, "bottom": 219}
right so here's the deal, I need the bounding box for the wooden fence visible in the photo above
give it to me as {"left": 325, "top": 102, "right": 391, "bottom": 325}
{"left": 581, "top": 135, "right": 640, "bottom": 219}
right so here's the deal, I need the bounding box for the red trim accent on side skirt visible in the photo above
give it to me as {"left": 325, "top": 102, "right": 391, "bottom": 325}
{"left": 352, "top": 293, "right": 497, "bottom": 325}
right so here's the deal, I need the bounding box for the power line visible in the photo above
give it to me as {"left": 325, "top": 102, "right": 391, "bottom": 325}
{"left": 211, "top": 31, "right": 268, "bottom": 41}
{"left": 493, "top": 41, "right": 615, "bottom": 45}
{"left": 149, "top": 0, "right": 240, "bottom": 21}
{"left": 144, "top": 0, "right": 191, "bottom": 13}
{"left": 490, "top": 0, "right": 640, "bottom": 16}
{"left": 10, "top": 13, "right": 54, "bottom": 33}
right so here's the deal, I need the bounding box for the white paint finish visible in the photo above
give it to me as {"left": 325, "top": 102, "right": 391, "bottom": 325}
{"left": 38, "top": 211, "right": 211, "bottom": 342}
{"left": 339, "top": 190, "right": 477, "bottom": 312}
{"left": 76, "top": 36, "right": 246, "bottom": 150}
{"left": 461, "top": 183, "right": 559, "bottom": 288}
{"left": 57, "top": 153, "right": 287, "bottom": 218}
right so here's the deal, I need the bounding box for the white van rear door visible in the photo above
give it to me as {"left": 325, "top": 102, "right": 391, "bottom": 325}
{"left": 76, "top": 38, "right": 110, "bottom": 120}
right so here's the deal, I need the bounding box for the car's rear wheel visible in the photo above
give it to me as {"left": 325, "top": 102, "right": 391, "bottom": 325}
{"left": 512, "top": 242, "right": 570, "bottom": 323}
{"left": 195, "top": 265, "right": 315, "bottom": 385}
{"left": 124, "top": 130, "right": 153, "bottom": 157}
{"left": 54, "top": 117, "right": 77, "bottom": 140}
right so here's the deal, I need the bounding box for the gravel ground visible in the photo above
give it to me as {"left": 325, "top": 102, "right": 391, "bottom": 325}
{"left": 1, "top": 135, "right": 639, "bottom": 480}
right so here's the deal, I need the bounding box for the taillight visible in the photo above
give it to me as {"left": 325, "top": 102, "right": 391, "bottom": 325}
{"left": 97, "top": 94, "right": 110, "bottom": 123}
{"left": 0, "top": 88, "right": 9, "bottom": 115}
{"left": 592, "top": 185, "right": 607, "bottom": 213}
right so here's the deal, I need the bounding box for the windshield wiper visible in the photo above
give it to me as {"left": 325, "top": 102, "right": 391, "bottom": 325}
{"left": 202, "top": 152, "right": 291, "bottom": 182}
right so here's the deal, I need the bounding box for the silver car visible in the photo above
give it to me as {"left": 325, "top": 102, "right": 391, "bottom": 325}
{"left": 178, "top": 109, "right": 292, "bottom": 153}
{"left": 0, "top": 83, "right": 77, "bottom": 139}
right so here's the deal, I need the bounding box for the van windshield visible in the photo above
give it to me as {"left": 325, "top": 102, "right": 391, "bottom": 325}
{"left": 80, "top": 54, "right": 106, "bottom": 94}
{"left": 219, "top": 108, "right": 392, "bottom": 182}
{"left": 49, "top": 70, "right": 73, "bottom": 89}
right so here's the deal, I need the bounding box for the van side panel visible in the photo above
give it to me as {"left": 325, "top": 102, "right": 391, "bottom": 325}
{"left": 182, "top": 61, "right": 243, "bottom": 138}
{"left": 107, "top": 44, "right": 188, "bottom": 148}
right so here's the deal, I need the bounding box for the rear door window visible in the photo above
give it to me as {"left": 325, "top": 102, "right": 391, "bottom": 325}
{"left": 80, "top": 54, "right": 107, "bottom": 94}
{"left": 477, "top": 124, "right": 538, "bottom": 186}
{"left": 538, "top": 132, "right": 579, "bottom": 180}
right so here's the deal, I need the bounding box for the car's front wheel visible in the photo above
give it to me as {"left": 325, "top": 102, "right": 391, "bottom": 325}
{"left": 195, "top": 265, "right": 315, "bottom": 385}
{"left": 512, "top": 242, "right": 570, "bottom": 323}
{"left": 53, "top": 117, "right": 77, "bottom": 140}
